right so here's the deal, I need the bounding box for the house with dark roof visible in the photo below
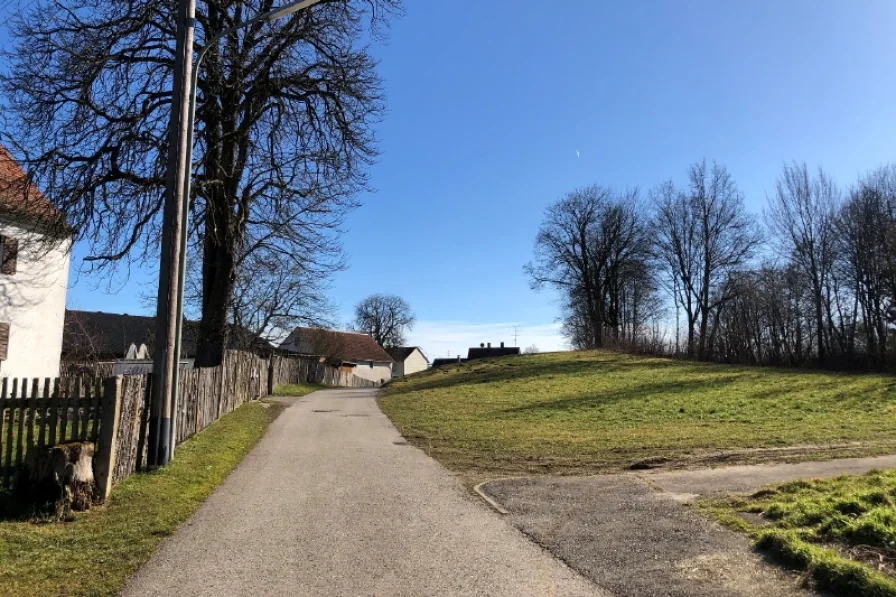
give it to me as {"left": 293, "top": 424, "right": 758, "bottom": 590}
{"left": 62, "top": 309, "right": 272, "bottom": 364}
{"left": 280, "top": 327, "right": 393, "bottom": 385}
{"left": 431, "top": 357, "right": 467, "bottom": 369}
{"left": 386, "top": 346, "right": 429, "bottom": 377}
{"left": 0, "top": 144, "right": 70, "bottom": 379}
{"left": 467, "top": 342, "right": 520, "bottom": 361}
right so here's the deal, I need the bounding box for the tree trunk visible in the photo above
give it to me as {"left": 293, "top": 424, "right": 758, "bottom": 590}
{"left": 19, "top": 441, "right": 95, "bottom": 517}
{"left": 813, "top": 281, "right": 826, "bottom": 363}
{"left": 196, "top": 184, "right": 236, "bottom": 367}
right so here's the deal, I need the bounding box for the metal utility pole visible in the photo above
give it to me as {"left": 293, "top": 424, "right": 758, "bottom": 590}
{"left": 149, "top": 0, "right": 196, "bottom": 468}
{"left": 155, "top": 0, "right": 324, "bottom": 465}
{"left": 513, "top": 326, "right": 520, "bottom": 347}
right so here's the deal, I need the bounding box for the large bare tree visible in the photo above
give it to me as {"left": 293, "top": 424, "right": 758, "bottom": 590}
{"left": 526, "top": 185, "right": 655, "bottom": 349}
{"left": 652, "top": 160, "right": 762, "bottom": 359}
{"left": 766, "top": 163, "right": 839, "bottom": 363}
{"left": 838, "top": 166, "right": 896, "bottom": 363}
{"left": 353, "top": 293, "right": 415, "bottom": 348}
{"left": 1, "top": 0, "right": 401, "bottom": 366}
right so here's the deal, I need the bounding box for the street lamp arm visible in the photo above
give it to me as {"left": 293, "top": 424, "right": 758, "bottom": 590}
{"left": 193, "top": 0, "right": 325, "bottom": 81}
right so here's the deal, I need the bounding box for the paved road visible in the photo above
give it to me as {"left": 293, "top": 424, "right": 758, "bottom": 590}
{"left": 484, "top": 476, "right": 817, "bottom": 597}
{"left": 482, "top": 456, "right": 896, "bottom": 597}
{"left": 121, "top": 389, "right": 606, "bottom": 597}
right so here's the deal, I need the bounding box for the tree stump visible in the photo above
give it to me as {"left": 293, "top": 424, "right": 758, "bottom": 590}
{"left": 19, "top": 442, "right": 96, "bottom": 517}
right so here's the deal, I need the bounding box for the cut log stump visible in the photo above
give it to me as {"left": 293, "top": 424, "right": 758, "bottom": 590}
{"left": 19, "top": 441, "right": 96, "bottom": 517}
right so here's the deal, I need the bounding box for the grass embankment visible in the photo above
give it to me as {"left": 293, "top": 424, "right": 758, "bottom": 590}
{"left": 701, "top": 470, "right": 896, "bottom": 597}
{"left": 378, "top": 350, "right": 896, "bottom": 476}
{"left": 271, "top": 383, "right": 321, "bottom": 397}
{"left": 0, "top": 400, "right": 276, "bottom": 597}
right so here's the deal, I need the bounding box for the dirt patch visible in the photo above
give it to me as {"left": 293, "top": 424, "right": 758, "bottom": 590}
{"left": 629, "top": 456, "right": 673, "bottom": 470}
{"left": 736, "top": 511, "right": 768, "bottom": 527}
{"left": 841, "top": 544, "right": 896, "bottom": 578}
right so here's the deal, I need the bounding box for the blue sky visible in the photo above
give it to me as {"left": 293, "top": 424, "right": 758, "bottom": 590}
{"left": 5, "top": 0, "right": 896, "bottom": 359}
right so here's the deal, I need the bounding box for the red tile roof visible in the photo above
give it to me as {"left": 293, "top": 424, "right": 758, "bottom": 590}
{"left": 281, "top": 327, "right": 394, "bottom": 363}
{"left": 0, "top": 144, "right": 61, "bottom": 224}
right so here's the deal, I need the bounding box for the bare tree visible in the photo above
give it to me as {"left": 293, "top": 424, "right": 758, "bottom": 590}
{"left": 526, "top": 185, "right": 655, "bottom": 349}
{"left": 652, "top": 160, "right": 762, "bottom": 359}
{"left": 228, "top": 244, "right": 340, "bottom": 346}
{"left": 1, "top": 0, "right": 401, "bottom": 366}
{"left": 766, "top": 163, "right": 839, "bottom": 363}
{"left": 838, "top": 166, "right": 896, "bottom": 363}
{"left": 353, "top": 294, "right": 415, "bottom": 348}
{"left": 523, "top": 344, "right": 540, "bottom": 354}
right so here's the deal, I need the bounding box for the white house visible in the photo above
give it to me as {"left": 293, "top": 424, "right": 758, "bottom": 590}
{"left": 280, "top": 327, "right": 393, "bottom": 385}
{"left": 0, "top": 145, "right": 70, "bottom": 380}
{"left": 387, "top": 346, "right": 429, "bottom": 377}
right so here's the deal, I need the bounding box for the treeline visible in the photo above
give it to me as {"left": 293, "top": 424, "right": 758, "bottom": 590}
{"left": 526, "top": 159, "right": 896, "bottom": 370}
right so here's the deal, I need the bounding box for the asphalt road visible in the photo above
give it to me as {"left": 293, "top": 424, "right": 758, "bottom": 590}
{"left": 484, "top": 475, "right": 817, "bottom": 597}
{"left": 642, "top": 453, "right": 896, "bottom": 501}
{"left": 121, "top": 389, "right": 606, "bottom": 597}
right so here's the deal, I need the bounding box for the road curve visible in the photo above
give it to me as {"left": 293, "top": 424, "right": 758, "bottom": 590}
{"left": 121, "top": 388, "right": 606, "bottom": 597}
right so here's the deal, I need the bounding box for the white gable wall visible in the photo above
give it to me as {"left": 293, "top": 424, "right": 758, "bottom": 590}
{"left": 403, "top": 349, "right": 429, "bottom": 376}
{"left": 393, "top": 348, "right": 428, "bottom": 377}
{"left": 352, "top": 360, "right": 392, "bottom": 385}
{"left": 0, "top": 218, "right": 70, "bottom": 379}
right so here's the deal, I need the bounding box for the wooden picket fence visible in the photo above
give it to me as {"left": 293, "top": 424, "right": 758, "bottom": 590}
{"left": 1, "top": 350, "right": 378, "bottom": 494}
{"left": 0, "top": 377, "right": 104, "bottom": 489}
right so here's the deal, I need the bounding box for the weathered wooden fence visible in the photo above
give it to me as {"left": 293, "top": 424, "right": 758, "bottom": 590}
{"left": 268, "top": 355, "right": 380, "bottom": 389}
{"left": 1, "top": 351, "right": 377, "bottom": 494}
{"left": 0, "top": 377, "right": 104, "bottom": 489}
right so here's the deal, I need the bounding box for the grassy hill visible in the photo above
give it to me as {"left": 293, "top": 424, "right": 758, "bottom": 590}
{"left": 379, "top": 351, "right": 896, "bottom": 477}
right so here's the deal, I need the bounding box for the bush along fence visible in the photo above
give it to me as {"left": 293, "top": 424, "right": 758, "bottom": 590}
{"left": 0, "top": 351, "right": 377, "bottom": 501}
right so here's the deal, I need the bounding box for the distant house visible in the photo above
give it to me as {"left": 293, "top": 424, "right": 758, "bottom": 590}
{"left": 431, "top": 357, "right": 466, "bottom": 369}
{"left": 0, "top": 145, "right": 70, "bottom": 379}
{"left": 280, "top": 327, "right": 393, "bottom": 385}
{"left": 467, "top": 342, "right": 520, "bottom": 361}
{"left": 387, "top": 346, "right": 429, "bottom": 377}
{"left": 62, "top": 309, "right": 272, "bottom": 372}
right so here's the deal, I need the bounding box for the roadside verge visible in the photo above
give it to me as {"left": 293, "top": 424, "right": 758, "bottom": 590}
{"left": 0, "top": 400, "right": 279, "bottom": 597}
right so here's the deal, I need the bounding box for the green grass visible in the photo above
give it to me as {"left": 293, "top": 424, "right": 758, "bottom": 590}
{"left": 378, "top": 350, "right": 896, "bottom": 475}
{"left": 0, "top": 400, "right": 276, "bottom": 597}
{"left": 271, "top": 383, "right": 321, "bottom": 397}
{"left": 700, "top": 470, "right": 896, "bottom": 596}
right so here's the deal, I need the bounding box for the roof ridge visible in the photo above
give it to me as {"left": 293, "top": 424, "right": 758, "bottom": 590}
{"left": 293, "top": 325, "right": 371, "bottom": 336}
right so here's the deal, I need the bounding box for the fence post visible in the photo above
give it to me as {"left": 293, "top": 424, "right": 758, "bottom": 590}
{"left": 93, "top": 376, "right": 122, "bottom": 503}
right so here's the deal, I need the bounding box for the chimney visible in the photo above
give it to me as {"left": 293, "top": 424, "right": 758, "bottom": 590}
{"left": 487, "top": 342, "right": 491, "bottom": 348}
{"left": 500, "top": 342, "right": 505, "bottom": 348}
{"left": 480, "top": 343, "right": 485, "bottom": 348}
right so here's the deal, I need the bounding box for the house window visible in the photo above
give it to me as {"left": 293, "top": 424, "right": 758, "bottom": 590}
{"left": 0, "top": 323, "right": 9, "bottom": 361}
{"left": 0, "top": 236, "right": 18, "bottom": 275}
